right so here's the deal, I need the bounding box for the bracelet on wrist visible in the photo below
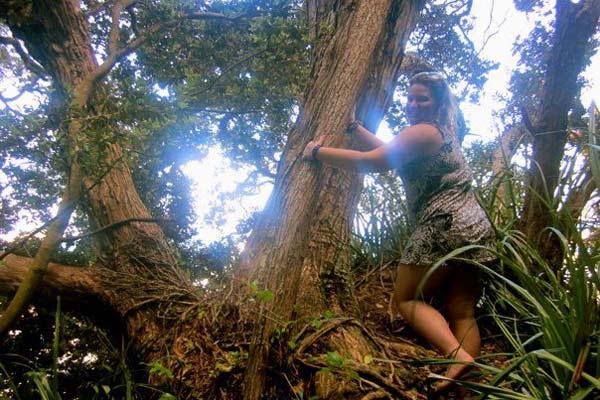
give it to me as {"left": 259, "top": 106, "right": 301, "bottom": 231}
{"left": 311, "top": 144, "right": 322, "bottom": 160}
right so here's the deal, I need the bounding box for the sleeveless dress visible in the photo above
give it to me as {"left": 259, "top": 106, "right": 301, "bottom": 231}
{"left": 396, "top": 123, "right": 495, "bottom": 266}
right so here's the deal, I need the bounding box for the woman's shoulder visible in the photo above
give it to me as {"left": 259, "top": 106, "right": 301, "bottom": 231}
{"left": 398, "top": 123, "right": 444, "bottom": 148}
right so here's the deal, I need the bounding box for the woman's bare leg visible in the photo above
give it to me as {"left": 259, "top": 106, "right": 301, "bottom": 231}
{"left": 390, "top": 264, "right": 468, "bottom": 355}
{"left": 389, "top": 264, "right": 475, "bottom": 394}
{"left": 432, "top": 266, "right": 481, "bottom": 393}
{"left": 446, "top": 266, "right": 481, "bottom": 357}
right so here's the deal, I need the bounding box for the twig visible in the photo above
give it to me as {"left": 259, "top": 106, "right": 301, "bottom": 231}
{"left": 0, "top": 81, "right": 40, "bottom": 103}
{"left": 0, "top": 95, "right": 25, "bottom": 116}
{"left": 189, "top": 48, "right": 269, "bottom": 96}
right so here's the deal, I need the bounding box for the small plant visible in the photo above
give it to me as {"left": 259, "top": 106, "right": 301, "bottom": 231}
{"left": 248, "top": 280, "right": 275, "bottom": 302}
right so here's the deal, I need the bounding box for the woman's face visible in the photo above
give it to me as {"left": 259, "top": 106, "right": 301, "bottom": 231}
{"left": 406, "top": 83, "right": 437, "bottom": 125}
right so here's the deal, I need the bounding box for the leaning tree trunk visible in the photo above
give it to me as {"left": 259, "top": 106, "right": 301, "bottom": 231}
{"left": 241, "top": 1, "right": 424, "bottom": 398}
{"left": 1, "top": 0, "right": 196, "bottom": 372}
{"left": 519, "top": 0, "right": 600, "bottom": 264}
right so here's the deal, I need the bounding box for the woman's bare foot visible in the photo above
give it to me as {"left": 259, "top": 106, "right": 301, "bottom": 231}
{"left": 432, "top": 347, "right": 474, "bottom": 395}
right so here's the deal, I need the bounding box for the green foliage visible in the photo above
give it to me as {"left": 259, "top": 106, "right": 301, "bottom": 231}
{"left": 1, "top": 0, "right": 311, "bottom": 271}
{"left": 0, "top": 304, "right": 146, "bottom": 400}
{"left": 136, "top": 0, "right": 308, "bottom": 178}
{"left": 25, "top": 370, "right": 61, "bottom": 400}
{"left": 325, "top": 351, "right": 345, "bottom": 369}
{"left": 248, "top": 279, "right": 275, "bottom": 303}
{"left": 513, "top": 0, "right": 547, "bottom": 14}
{"left": 457, "top": 223, "right": 600, "bottom": 399}
{"left": 317, "top": 351, "right": 360, "bottom": 382}
{"left": 149, "top": 361, "right": 174, "bottom": 380}
{"left": 353, "top": 173, "right": 411, "bottom": 270}
{"left": 213, "top": 351, "right": 242, "bottom": 375}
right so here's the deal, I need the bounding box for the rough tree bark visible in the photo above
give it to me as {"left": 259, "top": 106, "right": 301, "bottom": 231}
{"left": 519, "top": 0, "right": 600, "bottom": 263}
{"left": 241, "top": 0, "right": 424, "bottom": 398}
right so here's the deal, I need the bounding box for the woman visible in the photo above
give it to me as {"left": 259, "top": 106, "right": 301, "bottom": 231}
{"left": 303, "top": 71, "right": 495, "bottom": 393}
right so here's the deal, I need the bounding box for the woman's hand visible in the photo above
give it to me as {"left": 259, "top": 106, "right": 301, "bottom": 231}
{"left": 302, "top": 136, "right": 325, "bottom": 160}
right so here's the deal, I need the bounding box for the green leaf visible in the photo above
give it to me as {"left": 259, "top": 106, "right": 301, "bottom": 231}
{"left": 249, "top": 280, "right": 259, "bottom": 292}
{"left": 215, "top": 362, "right": 233, "bottom": 372}
{"left": 257, "top": 289, "right": 274, "bottom": 302}
{"left": 323, "top": 310, "right": 335, "bottom": 319}
{"left": 326, "top": 352, "right": 345, "bottom": 369}
{"left": 149, "top": 361, "right": 174, "bottom": 380}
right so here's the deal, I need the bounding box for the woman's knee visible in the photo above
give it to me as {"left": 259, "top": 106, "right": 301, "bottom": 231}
{"left": 393, "top": 263, "right": 448, "bottom": 298}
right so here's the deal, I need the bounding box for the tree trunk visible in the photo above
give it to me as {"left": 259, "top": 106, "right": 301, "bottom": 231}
{"left": 519, "top": 0, "right": 600, "bottom": 264}
{"left": 489, "top": 125, "right": 528, "bottom": 223}
{"left": 241, "top": 0, "right": 424, "bottom": 398}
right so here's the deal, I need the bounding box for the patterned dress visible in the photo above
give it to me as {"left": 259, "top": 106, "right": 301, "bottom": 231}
{"left": 396, "top": 123, "right": 495, "bottom": 266}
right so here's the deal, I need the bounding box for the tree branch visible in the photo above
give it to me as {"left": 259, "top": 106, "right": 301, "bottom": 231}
{"left": 0, "top": 80, "right": 40, "bottom": 103}
{"left": 0, "top": 94, "right": 26, "bottom": 116}
{"left": 189, "top": 48, "right": 269, "bottom": 96}
{"left": 0, "top": 255, "right": 106, "bottom": 309}
{"left": 0, "top": 160, "right": 82, "bottom": 335}
{"left": 561, "top": 162, "right": 597, "bottom": 225}
{"left": 127, "top": 3, "right": 139, "bottom": 36}
{"left": 87, "top": 9, "right": 245, "bottom": 87}
{"left": 85, "top": 0, "right": 137, "bottom": 18}
{"left": 61, "top": 218, "right": 171, "bottom": 243}
{"left": 399, "top": 52, "right": 434, "bottom": 76}
{"left": 0, "top": 36, "right": 47, "bottom": 77}
{"left": 108, "top": 0, "right": 126, "bottom": 56}
{"left": 491, "top": 124, "right": 529, "bottom": 177}
{"left": 0, "top": 151, "right": 126, "bottom": 262}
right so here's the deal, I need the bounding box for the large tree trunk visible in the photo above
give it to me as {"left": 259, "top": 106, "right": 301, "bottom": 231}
{"left": 519, "top": 0, "right": 600, "bottom": 264}
{"left": 241, "top": 1, "right": 424, "bottom": 398}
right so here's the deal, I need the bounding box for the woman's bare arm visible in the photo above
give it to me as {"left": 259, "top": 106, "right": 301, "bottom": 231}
{"left": 352, "top": 123, "right": 385, "bottom": 150}
{"left": 304, "top": 123, "right": 443, "bottom": 173}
